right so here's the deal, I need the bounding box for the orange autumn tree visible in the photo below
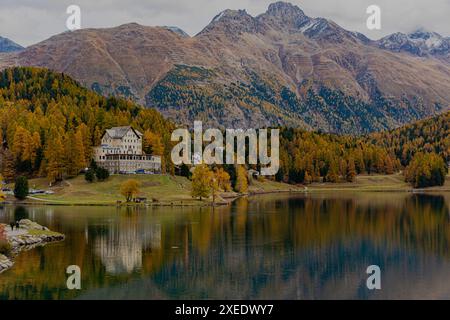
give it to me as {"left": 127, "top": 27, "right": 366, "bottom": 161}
{"left": 120, "top": 179, "right": 141, "bottom": 202}
{"left": 143, "top": 130, "right": 164, "bottom": 156}
{"left": 214, "top": 167, "right": 231, "bottom": 191}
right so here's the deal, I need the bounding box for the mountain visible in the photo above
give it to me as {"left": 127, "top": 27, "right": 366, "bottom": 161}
{"left": 377, "top": 29, "right": 450, "bottom": 57}
{"left": 0, "top": 36, "right": 23, "bottom": 53}
{"left": 1, "top": 1, "right": 449, "bottom": 134}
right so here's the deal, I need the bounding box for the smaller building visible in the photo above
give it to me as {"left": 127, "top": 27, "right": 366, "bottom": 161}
{"left": 93, "top": 126, "right": 162, "bottom": 174}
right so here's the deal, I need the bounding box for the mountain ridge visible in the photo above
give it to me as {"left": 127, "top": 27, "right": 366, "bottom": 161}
{"left": 0, "top": 1, "right": 449, "bottom": 134}
{"left": 0, "top": 36, "right": 24, "bottom": 53}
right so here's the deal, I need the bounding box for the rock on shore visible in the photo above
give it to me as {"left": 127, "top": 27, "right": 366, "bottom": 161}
{"left": 0, "top": 254, "right": 13, "bottom": 273}
{"left": 0, "top": 219, "right": 65, "bottom": 273}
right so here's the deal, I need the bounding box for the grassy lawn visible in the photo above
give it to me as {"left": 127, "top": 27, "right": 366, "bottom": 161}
{"left": 21, "top": 174, "right": 306, "bottom": 205}
{"left": 26, "top": 174, "right": 196, "bottom": 205}
{"left": 308, "top": 173, "right": 450, "bottom": 192}
{"left": 8, "top": 172, "right": 450, "bottom": 206}
{"left": 249, "top": 177, "right": 304, "bottom": 193}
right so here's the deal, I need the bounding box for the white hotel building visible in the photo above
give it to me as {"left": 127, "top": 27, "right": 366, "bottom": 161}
{"left": 93, "top": 126, "right": 161, "bottom": 174}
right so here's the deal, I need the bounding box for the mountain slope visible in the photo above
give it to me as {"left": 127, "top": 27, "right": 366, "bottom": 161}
{"left": 0, "top": 36, "right": 23, "bottom": 53}
{"left": 1, "top": 2, "right": 449, "bottom": 133}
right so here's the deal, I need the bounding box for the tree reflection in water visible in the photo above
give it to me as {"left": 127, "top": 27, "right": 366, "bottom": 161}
{"left": 0, "top": 192, "right": 449, "bottom": 299}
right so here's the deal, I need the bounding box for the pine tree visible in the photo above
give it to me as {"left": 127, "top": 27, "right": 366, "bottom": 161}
{"left": 85, "top": 169, "right": 95, "bottom": 183}
{"left": 14, "top": 176, "right": 29, "bottom": 200}
{"left": 95, "top": 167, "right": 110, "bottom": 181}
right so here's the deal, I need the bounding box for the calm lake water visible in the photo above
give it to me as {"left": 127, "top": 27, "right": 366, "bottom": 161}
{"left": 1, "top": 192, "right": 450, "bottom": 300}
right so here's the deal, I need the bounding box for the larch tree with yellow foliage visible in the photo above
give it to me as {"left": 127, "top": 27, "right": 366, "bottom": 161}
{"left": 1, "top": 149, "right": 16, "bottom": 182}
{"left": 191, "top": 164, "right": 214, "bottom": 201}
{"left": 143, "top": 130, "right": 164, "bottom": 156}
{"left": 0, "top": 174, "right": 5, "bottom": 201}
{"left": 11, "top": 126, "right": 40, "bottom": 172}
{"left": 235, "top": 165, "right": 248, "bottom": 193}
{"left": 64, "top": 129, "right": 87, "bottom": 176}
{"left": 143, "top": 130, "right": 165, "bottom": 172}
{"left": 214, "top": 167, "right": 231, "bottom": 192}
{"left": 120, "top": 179, "right": 141, "bottom": 202}
{"left": 45, "top": 129, "right": 66, "bottom": 182}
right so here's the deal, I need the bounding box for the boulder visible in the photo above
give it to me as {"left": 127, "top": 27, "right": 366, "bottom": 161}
{"left": 18, "top": 219, "right": 49, "bottom": 231}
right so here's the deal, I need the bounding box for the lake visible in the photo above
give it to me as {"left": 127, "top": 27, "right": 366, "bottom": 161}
{"left": 1, "top": 192, "right": 450, "bottom": 300}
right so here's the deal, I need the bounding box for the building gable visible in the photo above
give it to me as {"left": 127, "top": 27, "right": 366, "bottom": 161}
{"left": 101, "top": 126, "right": 141, "bottom": 141}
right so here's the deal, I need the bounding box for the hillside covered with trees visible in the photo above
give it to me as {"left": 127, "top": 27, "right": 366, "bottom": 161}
{"left": 275, "top": 111, "right": 449, "bottom": 187}
{"left": 0, "top": 67, "right": 175, "bottom": 182}
{"left": 0, "top": 67, "right": 447, "bottom": 189}
{"left": 275, "top": 129, "right": 400, "bottom": 184}
{"left": 368, "top": 111, "right": 450, "bottom": 166}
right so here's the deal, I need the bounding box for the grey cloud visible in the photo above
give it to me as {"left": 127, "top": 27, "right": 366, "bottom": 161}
{"left": 0, "top": 0, "right": 449, "bottom": 47}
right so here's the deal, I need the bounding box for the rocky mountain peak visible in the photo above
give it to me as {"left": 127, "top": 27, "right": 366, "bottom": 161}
{"left": 0, "top": 36, "right": 24, "bottom": 53}
{"left": 378, "top": 28, "right": 449, "bottom": 56}
{"left": 260, "top": 1, "right": 310, "bottom": 31}
{"left": 198, "top": 9, "right": 261, "bottom": 37}
{"left": 266, "top": 1, "right": 306, "bottom": 18}
{"left": 408, "top": 28, "right": 438, "bottom": 40}
{"left": 209, "top": 9, "right": 252, "bottom": 24}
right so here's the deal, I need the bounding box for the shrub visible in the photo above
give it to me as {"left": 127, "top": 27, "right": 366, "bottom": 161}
{"left": 85, "top": 169, "right": 95, "bottom": 183}
{"left": 95, "top": 167, "right": 110, "bottom": 181}
{"left": 179, "top": 163, "right": 191, "bottom": 178}
{"left": 14, "top": 176, "right": 29, "bottom": 200}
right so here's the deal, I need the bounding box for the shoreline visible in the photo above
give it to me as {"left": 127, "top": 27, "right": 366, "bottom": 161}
{"left": 2, "top": 187, "right": 449, "bottom": 207}
{"left": 2, "top": 173, "right": 449, "bottom": 207}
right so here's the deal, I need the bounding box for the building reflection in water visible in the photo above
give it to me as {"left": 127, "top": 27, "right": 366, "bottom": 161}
{"left": 0, "top": 193, "right": 450, "bottom": 299}
{"left": 92, "top": 212, "right": 161, "bottom": 275}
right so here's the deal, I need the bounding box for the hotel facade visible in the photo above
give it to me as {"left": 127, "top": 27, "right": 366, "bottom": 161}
{"left": 93, "top": 126, "right": 161, "bottom": 174}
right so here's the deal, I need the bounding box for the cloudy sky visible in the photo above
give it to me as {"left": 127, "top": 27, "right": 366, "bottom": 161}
{"left": 1, "top": 0, "right": 449, "bottom": 47}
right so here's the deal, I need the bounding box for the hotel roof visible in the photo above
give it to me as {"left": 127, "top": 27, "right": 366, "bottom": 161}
{"left": 104, "top": 126, "right": 142, "bottom": 139}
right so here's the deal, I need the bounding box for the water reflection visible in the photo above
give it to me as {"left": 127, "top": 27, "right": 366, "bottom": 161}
{"left": 0, "top": 192, "right": 449, "bottom": 300}
{"left": 92, "top": 217, "right": 161, "bottom": 275}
